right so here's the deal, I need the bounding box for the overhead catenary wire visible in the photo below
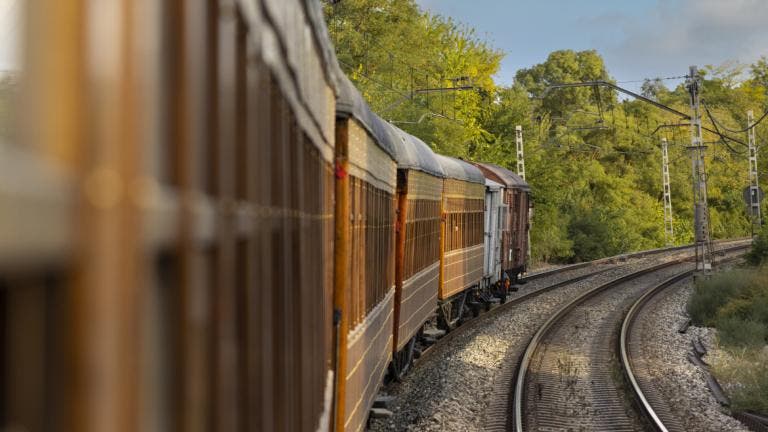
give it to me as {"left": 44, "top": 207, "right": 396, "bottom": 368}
{"left": 543, "top": 81, "right": 750, "bottom": 148}
{"left": 702, "top": 101, "right": 768, "bottom": 133}
{"left": 338, "top": 59, "right": 463, "bottom": 125}
{"left": 615, "top": 75, "right": 689, "bottom": 84}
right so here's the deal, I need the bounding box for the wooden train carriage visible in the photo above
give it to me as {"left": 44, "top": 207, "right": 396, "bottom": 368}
{"left": 474, "top": 163, "right": 532, "bottom": 281}
{"left": 3, "top": 1, "right": 337, "bottom": 432}
{"left": 386, "top": 125, "right": 445, "bottom": 377}
{"left": 434, "top": 155, "right": 486, "bottom": 328}
{"left": 334, "top": 74, "right": 398, "bottom": 432}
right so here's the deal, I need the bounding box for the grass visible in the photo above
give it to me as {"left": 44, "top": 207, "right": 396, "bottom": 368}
{"left": 711, "top": 348, "right": 768, "bottom": 413}
{"left": 687, "top": 264, "right": 768, "bottom": 413}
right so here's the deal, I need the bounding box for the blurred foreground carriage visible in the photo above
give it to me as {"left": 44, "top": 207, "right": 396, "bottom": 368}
{"left": 3, "top": 1, "right": 339, "bottom": 431}
{"left": 0, "top": 1, "right": 530, "bottom": 431}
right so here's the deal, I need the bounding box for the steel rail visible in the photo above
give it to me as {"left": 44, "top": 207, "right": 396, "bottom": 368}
{"left": 620, "top": 271, "right": 692, "bottom": 432}
{"left": 620, "top": 245, "right": 750, "bottom": 432}
{"left": 415, "top": 239, "right": 749, "bottom": 370}
{"left": 512, "top": 257, "right": 694, "bottom": 432}
{"left": 524, "top": 238, "right": 747, "bottom": 282}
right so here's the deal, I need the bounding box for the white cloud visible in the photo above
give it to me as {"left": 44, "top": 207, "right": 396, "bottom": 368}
{"left": 602, "top": 0, "right": 768, "bottom": 78}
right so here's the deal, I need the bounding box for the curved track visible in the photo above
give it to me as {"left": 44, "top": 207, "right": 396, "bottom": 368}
{"left": 512, "top": 245, "right": 748, "bottom": 432}
{"left": 369, "top": 241, "right": 749, "bottom": 432}
{"left": 620, "top": 252, "right": 747, "bottom": 432}
{"left": 413, "top": 242, "right": 718, "bottom": 367}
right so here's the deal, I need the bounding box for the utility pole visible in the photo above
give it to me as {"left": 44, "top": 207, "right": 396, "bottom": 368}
{"left": 686, "top": 66, "right": 713, "bottom": 270}
{"left": 661, "top": 138, "right": 674, "bottom": 246}
{"left": 515, "top": 125, "right": 532, "bottom": 262}
{"left": 515, "top": 125, "right": 526, "bottom": 179}
{"left": 748, "top": 110, "right": 762, "bottom": 234}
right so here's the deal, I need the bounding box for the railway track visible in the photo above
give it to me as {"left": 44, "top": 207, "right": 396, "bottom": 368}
{"left": 511, "top": 245, "right": 749, "bottom": 432}
{"left": 414, "top": 239, "right": 747, "bottom": 369}
{"left": 371, "top": 245, "right": 709, "bottom": 431}
{"left": 413, "top": 242, "right": 720, "bottom": 367}
{"left": 620, "top": 271, "right": 692, "bottom": 432}
{"left": 620, "top": 252, "right": 749, "bottom": 432}
{"left": 369, "top": 241, "right": 749, "bottom": 431}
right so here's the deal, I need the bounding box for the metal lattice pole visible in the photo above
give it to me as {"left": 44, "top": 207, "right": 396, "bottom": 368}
{"left": 515, "top": 125, "right": 531, "bottom": 262}
{"left": 515, "top": 125, "right": 526, "bottom": 180}
{"left": 661, "top": 138, "right": 674, "bottom": 245}
{"left": 748, "top": 110, "right": 762, "bottom": 235}
{"left": 686, "top": 66, "right": 713, "bottom": 270}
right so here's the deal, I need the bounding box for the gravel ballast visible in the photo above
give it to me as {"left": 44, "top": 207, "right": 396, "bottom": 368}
{"left": 369, "top": 252, "right": 694, "bottom": 431}
{"left": 634, "top": 279, "right": 751, "bottom": 432}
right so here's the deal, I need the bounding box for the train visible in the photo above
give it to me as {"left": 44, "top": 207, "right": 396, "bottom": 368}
{"left": 0, "top": 1, "right": 530, "bottom": 432}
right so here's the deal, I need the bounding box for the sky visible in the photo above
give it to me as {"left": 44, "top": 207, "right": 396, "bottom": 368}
{"left": 416, "top": 0, "right": 768, "bottom": 91}
{"left": 2, "top": 0, "right": 767, "bottom": 87}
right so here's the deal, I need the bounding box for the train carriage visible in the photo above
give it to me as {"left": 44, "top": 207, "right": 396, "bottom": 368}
{"left": 2, "top": 2, "right": 538, "bottom": 432}
{"left": 481, "top": 178, "right": 506, "bottom": 294}
{"left": 434, "top": 155, "right": 487, "bottom": 328}
{"left": 3, "top": 1, "right": 339, "bottom": 431}
{"left": 333, "top": 74, "right": 398, "bottom": 432}
{"left": 386, "top": 125, "right": 445, "bottom": 378}
{"left": 474, "top": 163, "right": 532, "bottom": 286}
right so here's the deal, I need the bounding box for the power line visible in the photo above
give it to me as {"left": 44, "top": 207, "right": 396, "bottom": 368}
{"left": 615, "top": 75, "right": 689, "bottom": 84}
{"left": 542, "top": 81, "right": 749, "bottom": 148}
{"left": 338, "top": 59, "right": 464, "bottom": 125}
{"left": 702, "top": 102, "right": 768, "bottom": 133}
{"left": 700, "top": 105, "right": 749, "bottom": 148}
{"left": 708, "top": 117, "right": 747, "bottom": 155}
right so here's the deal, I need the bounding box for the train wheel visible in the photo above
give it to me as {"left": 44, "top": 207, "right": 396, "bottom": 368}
{"left": 390, "top": 337, "right": 416, "bottom": 381}
{"left": 437, "top": 293, "right": 467, "bottom": 331}
{"left": 437, "top": 301, "right": 453, "bottom": 331}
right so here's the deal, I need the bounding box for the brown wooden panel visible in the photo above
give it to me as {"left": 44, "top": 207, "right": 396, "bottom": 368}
{"left": 344, "top": 290, "right": 394, "bottom": 432}
{"left": 346, "top": 173, "right": 396, "bottom": 328}
{"left": 440, "top": 245, "right": 485, "bottom": 299}
{"left": 335, "top": 114, "right": 397, "bottom": 431}
{"left": 395, "top": 262, "right": 439, "bottom": 351}
{"left": 11, "top": 2, "right": 338, "bottom": 432}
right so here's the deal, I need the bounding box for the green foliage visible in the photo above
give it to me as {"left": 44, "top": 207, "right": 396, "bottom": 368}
{"left": 515, "top": 50, "right": 615, "bottom": 117}
{"left": 750, "top": 56, "right": 768, "bottom": 89}
{"left": 324, "top": 3, "right": 768, "bottom": 264}
{"left": 324, "top": 0, "right": 502, "bottom": 156}
{"left": 640, "top": 78, "right": 669, "bottom": 101}
{"left": 692, "top": 267, "right": 768, "bottom": 413}
{"left": 688, "top": 268, "right": 768, "bottom": 348}
{"left": 746, "top": 228, "right": 768, "bottom": 265}
{"left": 716, "top": 317, "right": 768, "bottom": 348}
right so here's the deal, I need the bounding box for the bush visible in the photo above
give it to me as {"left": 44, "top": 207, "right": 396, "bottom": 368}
{"left": 687, "top": 271, "right": 746, "bottom": 326}
{"left": 745, "top": 227, "right": 768, "bottom": 266}
{"left": 689, "top": 266, "right": 768, "bottom": 412}
{"left": 687, "top": 268, "right": 768, "bottom": 348}
{"left": 716, "top": 316, "right": 768, "bottom": 348}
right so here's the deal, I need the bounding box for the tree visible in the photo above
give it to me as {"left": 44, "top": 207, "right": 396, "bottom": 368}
{"left": 514, "top": 50, "right": 615, "bottom": 117}
{"left": 325, "top": 4, "right": 768, "bottom": 264}
{"left": 751, "top": 56, "right": 768, "bottom": 89}
{"left": 640, "top": 78, "right": 668, "bottom": 101}
{"left": 323, "top": 0, "right": 502, "bottom": 155}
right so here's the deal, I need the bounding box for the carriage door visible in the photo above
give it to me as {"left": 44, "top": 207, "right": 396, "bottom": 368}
{"left": 483, "top": 188, "right": 494, "bottom": 278}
